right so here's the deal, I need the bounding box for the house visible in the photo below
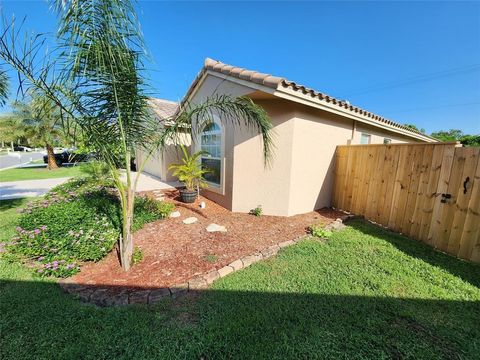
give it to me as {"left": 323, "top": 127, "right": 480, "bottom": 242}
{"left": 135, "top": 98, "right": 190, "bottom": 182}
{"left": 142, "top": 58, "right": 437, "bottom": 216}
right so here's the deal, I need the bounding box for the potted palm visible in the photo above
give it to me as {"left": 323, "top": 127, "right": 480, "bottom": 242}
{"left": 168, "top": 145, "right": 210, "bottom": 203}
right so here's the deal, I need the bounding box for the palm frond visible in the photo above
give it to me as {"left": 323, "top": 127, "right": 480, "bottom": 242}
{"left": 172, "top": 94, "right": 274, "bottom": 165}
{"left": 0, "top": 67, "right": 8, "bottom": 105}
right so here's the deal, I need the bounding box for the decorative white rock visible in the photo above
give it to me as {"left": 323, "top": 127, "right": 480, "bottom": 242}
{"left": 200, "top": 201, "right": 206, "bottom": 209}
{"left": 206, "top": 223, "right": 227, "bottom": 232}
{"left": 170, "top": 211, "right": 181, "bottom": 218}
{"left": 183, "top": 217, "right": 198, "bottom": 224}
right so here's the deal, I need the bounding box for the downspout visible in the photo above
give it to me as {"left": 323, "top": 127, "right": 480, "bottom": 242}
{"left": 348, "top": 120, "right": 357, "bottom": 145}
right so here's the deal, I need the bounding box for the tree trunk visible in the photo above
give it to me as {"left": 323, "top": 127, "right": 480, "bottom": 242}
{"left": 10, "top": 141, "right": 13, "bottom": 151}
{"left": 46, "top": 143, "right": 58, "bottom": 170}
{"left": 120, "top": 187, "right": 135, "bottom": 271}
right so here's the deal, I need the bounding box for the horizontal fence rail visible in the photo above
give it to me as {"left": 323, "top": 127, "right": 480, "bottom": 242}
{"left": 333, "top": 143, "right": 480, "bottom": 263}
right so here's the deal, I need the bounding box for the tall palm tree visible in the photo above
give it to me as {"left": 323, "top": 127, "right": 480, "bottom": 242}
{"left": 12, "top": 93, "right": 65, "bottom": 169}
{"left": 0, "top": 67, "right": 8, "bottom": 106}
{"left": 0, "top": 0, "right": 273, "bottom": 271}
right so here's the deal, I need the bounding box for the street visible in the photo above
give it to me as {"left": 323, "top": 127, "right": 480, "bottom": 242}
{"left": 0, "top": 151, "right": 45, "bottom": 169}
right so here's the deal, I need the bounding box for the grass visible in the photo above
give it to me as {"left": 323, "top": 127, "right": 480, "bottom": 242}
{"left": 1, "top": 199, "right": 479, "bottom": 359}
{"left": 0, "top": 165, "right": 86, "bottom": 182}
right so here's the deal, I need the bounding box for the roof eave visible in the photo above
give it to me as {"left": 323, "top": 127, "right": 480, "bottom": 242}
{"left": 273, "top": 86, "right": 437, "bottom": 142}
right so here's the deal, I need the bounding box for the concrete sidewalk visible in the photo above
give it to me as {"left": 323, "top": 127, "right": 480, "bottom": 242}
{"left": 0, "top": 172, "right": 181, "bottom": 200}
{"left": 121, "top": 171, "right": 182, "bottom": 192}
{"left": 0, "top": 177, "right": 71, "bottom": 200}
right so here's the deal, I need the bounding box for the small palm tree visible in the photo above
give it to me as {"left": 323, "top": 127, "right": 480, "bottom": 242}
{"left": 0, "top": 0, "right": 273, "bottom": 271}
{"left": 168, "top": 145, "right": 210, "bottom": 202}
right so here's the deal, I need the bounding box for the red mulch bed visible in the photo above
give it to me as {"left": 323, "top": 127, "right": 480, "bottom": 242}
{"left": 69, "top": 189, "right": 343, "bottom": 290}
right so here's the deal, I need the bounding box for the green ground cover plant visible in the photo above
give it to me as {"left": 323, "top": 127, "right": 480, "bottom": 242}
{"left": 5, "top": 178, "right": 173, "bottom": 277}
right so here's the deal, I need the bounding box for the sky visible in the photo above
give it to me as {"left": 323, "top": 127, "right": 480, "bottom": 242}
{"left": 1, "top": 0, "right": 479, "bottom": 135}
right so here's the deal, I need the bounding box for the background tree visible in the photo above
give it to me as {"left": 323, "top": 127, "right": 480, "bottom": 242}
{"left": 404, "top": 123, "right": 426, "bottom": 133}
{"left": 12, "top": 92, "right": 66, "bottom": 169}
{"left": 0, "top": 0, "right": 273, "bottom": 271}
{"left": 431, "top": 129, "right": 479, "bottom": 146}
{"left": 0, "top": 114, "right": 25, "bottom": 150}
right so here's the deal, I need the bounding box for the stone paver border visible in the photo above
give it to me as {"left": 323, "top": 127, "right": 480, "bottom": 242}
{"left": 60, "top": 215, "right": 353, "bottom": 307}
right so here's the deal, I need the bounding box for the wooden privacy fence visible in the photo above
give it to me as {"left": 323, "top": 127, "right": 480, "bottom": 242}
{"left": 332, "top": 142, "right": 480, "bottom": 263}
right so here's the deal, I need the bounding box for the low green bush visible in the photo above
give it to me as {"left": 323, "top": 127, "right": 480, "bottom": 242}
{"left": 249, "top": 205, "right": 263, "bottom": 217}
{"left": 309, "top": 225, "right": 333, "bottom": 239}
{"left": 132, "top": 246, "right": 144, "bottom": 265}
{"left": 132, "top": 197, "right": 174, "bottom": 231}
{"left": 8, "top": 178, "right": 174, "bottom": 278}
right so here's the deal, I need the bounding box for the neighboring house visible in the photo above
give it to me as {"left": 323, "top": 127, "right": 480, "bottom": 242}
{"left": 136, "top": 98, "right": 190, "bottom": 182}
{"left": 144, "top": 58, "right": 437, "bottom": 216}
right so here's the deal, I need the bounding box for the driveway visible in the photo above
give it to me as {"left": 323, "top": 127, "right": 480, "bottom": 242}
{"left": 0, "top": 177, "right": 71, "bottom": 200}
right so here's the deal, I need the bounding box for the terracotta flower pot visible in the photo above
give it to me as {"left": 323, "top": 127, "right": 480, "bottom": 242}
{"left": 180, "top": 189, "right": 197, "bottom": 203}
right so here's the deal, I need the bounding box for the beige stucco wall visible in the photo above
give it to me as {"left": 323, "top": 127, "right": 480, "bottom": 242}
{"left": 353, "top": 122, "right": 416, "bottom": 144}
{"left": 137, "top": 130, "right": 191, "bottom": 182}
{"left": 176, "top": 73, "right": 425, "bottom": 216}
{"left": 189, "top": 74, "right": 258, "bottom": 210}
{"left": 230, "top": 99, "right": 296, "bottom": 216}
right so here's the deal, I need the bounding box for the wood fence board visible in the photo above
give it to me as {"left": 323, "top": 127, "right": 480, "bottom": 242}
{"left": 392, "top": 146, "right": 415, "bottom": 233}
{"left": 333, "top": 143, "right": 479, "bottom": 263}
{"left": 343, "top": 146, "right": 358, "bottom": 211}
{"left": 426, "top": 145, "right": 455, "bottom": 246}
{"left": 365, "top": 146, "right": 386, "bottom": 221}
{"left": 401, "top": 145, "right": 426, "bottom": 235}
{"left": 410, "top": 145, "right": 434, "bottom": 239}
{"left": 379, "top": 146, "right": 400, "bottom": 225}
{"left": 387, "top": 146, "right": 409, "bottom": 230}
{"left": 435, "top": 148, "right": 468, "bottom": 252}
{"left": 457, "top": 150, "right": 480, "bottom": 260}
{"left": 418, "top": 145, "right": 445, "bottom": 242}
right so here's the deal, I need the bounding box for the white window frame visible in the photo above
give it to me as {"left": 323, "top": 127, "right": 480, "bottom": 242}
{"left": 197, "top": 116, "right": 225, "bottom": 194}
{"left": 360, "top": 133, "right": 371, "bottom": 144}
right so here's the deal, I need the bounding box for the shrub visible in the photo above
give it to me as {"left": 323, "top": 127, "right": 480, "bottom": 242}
{"left": 132, "top": 246, "right": 143, "bottom": 265}
{"left": 203, "top": 254, "right": 218, "bottom": 264}
{"left": 309, "top": 225, "right": 333, "bottom": 239}
{"left": 132, "top": 197, "right": 174, "bottom": 231}
{"left": 8, "top": 178, "right": 174, "bottom": 277}
{"left": 249, "top": 205, "right": 263, "bottom": 217}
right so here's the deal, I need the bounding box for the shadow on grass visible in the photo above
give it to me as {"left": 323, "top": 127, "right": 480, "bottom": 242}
{"left": 0, "top": 198, "right": 28, "bottom": 211}
{"left": 347, "top": 219, "right": 480, "bottom": 288}
{"left": 0, "top": 279, "right": 479, "bottom": 359}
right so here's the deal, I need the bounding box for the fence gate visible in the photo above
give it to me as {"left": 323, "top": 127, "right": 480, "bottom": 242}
{"left": 332, "top": 143, "right": 480, "bottom": 263}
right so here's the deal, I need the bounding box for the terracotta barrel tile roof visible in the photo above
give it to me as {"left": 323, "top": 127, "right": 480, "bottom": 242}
{"left": 200, "top": 58, "right": 435, "bottom": 140}
{"left": 204, "top": 57, "right": 283, "bottom": 89}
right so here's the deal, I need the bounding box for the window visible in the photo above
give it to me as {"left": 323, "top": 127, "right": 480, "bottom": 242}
{"left": 360, "top": 133, "right": 371, "bottom": 144}
{"left": 383, "top": 138, "right": 392, "bottom": 144}
{"left": 201, "top": 122, "right": 221, "bottom": 185}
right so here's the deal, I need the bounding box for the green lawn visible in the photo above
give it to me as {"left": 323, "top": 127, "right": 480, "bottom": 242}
{"left": 0, "top": 165, "right": 86, "bottom": 182}
{"left": 1, "top": 199, "right": 479, "bottom": 359}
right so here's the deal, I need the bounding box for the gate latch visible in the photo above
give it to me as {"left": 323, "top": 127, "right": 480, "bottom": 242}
{"left": 440, "top": 193, "right": 452, "bottom": 203}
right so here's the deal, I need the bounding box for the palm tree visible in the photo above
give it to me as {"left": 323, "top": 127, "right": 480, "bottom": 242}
{"left": 12, "top": 93, "right": 65, "bottom": 169}
{"left": 0, "top": 67, "right": 8, "bottom": 106}
{"left": 0, "top": 0, "right": 273, "bottom": 271}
